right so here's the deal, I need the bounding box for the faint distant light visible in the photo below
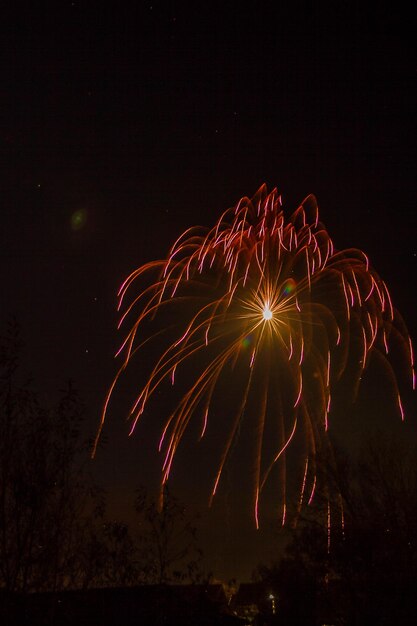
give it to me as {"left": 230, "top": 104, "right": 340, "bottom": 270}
{"left": 71, "top": 209, "right": 87, "bottom": 231}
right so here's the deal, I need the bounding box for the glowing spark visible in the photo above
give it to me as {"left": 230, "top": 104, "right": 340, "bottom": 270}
{"left": 327, "top": 501, "right": 331, "bottom": 553}
{"left": 200, "top": 408, "right": 208, "bottom": 439}
{"left": 308, "top": 475, "right": 317, "bottom": 506}
{"left": 255, "top": 488, "right": 260, "bottom": 530}
{"left": 263, "top": 304, "right": 273, "bottom": 320}
{"left": 298, "top": 458, "right": 309, "bottom": 509}
{"left": 398, "top": 394, "right": 405, "bottom": 421}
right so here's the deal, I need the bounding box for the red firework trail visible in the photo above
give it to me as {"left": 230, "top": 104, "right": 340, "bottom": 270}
{"left": 93, "top": 185, "right": 415, "bottom": 527}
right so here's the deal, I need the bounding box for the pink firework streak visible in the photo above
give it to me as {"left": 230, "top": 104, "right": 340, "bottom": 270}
{"left": 93, "top": 185, "right": 415, "bottom": 528}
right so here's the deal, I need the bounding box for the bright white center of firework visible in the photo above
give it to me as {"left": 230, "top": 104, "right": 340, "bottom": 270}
{"left": 263, "top": 305, "right": 273, "bottom": 321}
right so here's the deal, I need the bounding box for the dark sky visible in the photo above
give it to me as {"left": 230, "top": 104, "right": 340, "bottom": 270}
{"left": 1, "top": 1, "right": 416, "bottom": 582}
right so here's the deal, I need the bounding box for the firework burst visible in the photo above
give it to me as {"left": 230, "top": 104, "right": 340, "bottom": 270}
{"left": 93, "top": 185, "right": 415, "bottom": 528}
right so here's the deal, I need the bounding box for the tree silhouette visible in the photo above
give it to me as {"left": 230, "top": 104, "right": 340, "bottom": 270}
{"left": 0, "top": 319, "right": 209, "bottom": 617}
{"left": 0, "top": 319, "right": 138, "bottom": 592}
{"left": 254, "top": 432, "right": 417, "bottom": 625}
{"left": 135, "top": 485, "right": 203, "bottom": 585}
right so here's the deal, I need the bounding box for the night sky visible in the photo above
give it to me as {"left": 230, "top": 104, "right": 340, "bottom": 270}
{"left": 1, "top": 1, "right": 416, "bottom": 582}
